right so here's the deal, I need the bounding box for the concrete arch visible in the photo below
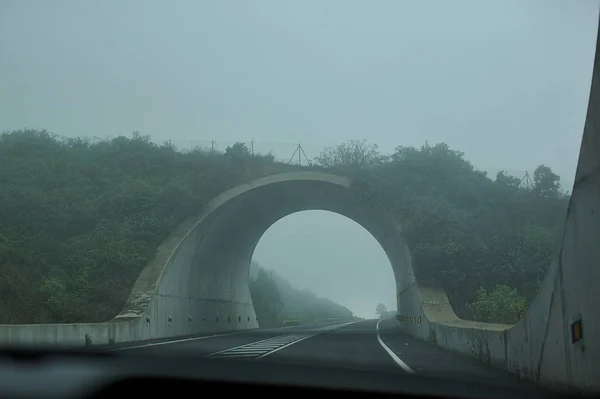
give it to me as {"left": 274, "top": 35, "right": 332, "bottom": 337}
{"left": 114, "top": 171, "right": 422, "bottom": 337}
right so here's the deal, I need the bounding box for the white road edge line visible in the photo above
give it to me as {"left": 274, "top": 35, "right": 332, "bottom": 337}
{"left": 110, "top": 323, "right": 313, "bottom": 352}
{"left": 376, "top": 318, "right": 415, "bottom": 374}
{"left": 110, "top": 330, "right": 249, "bottom": 352}
{"left": 257, "top": 320, "right": 360, "bottom": 359}
{"left": 112, "top": 320, "right": 358, "bottom": 352}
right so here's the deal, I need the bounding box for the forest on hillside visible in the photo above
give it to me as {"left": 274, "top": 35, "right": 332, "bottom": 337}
{"left": 0, "top": 130, "right": 569, "bottom": 324}
{"left": 314, "top": 140, "right": 569, "bottom": 322}
{"left": 248, "top": 261, "right": 354, "bottom": 328}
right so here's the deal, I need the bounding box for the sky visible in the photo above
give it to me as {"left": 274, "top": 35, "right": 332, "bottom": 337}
{"left": 1, "top": 0, "right": 599, "bottom": 317}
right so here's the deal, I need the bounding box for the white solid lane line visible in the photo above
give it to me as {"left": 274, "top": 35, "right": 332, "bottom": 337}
{"left": 376, "top": 318, "right": 414, "bottom": 373}
{"left": 111, "top": 322, "right": 317, "bottom": 352}
{"left": 111, "top": 325, "right": 311, "bottom": 352}
{"left": 111, "top": 320, "right": 359, "bottom": 352}
{"left": 110, "top": 329, "right": 250, "bottom": 351}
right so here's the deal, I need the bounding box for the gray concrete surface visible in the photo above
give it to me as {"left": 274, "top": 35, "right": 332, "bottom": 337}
{"left": 1, "top": 11, "right": 599, "bottom": 394}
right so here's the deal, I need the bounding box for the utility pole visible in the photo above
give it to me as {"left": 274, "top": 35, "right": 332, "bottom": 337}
{"left": 211, "top": 140, "right": 215, "bottom": 152}
{"left": 287, "top": 143, "right": 311, "bottom": 166}
{"left": 251, "top": 139, "right": 254, "bottom": 155}
{"left": 517, "top": 171, "right": 534, "bottom": 190}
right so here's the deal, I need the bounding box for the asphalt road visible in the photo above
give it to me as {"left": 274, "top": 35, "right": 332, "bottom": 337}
{"left": 113, "top": 318, "right": 531, "bottom": 388}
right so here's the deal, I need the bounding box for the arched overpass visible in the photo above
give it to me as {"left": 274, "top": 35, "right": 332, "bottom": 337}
{"left": 115, "top": 170, "right": 417, "bottom": 333}
{"left": 1, "top": 13, "right": 600, "bottom": 395}
{"left": 0, "top": 171, "right": 421, "bottom": 344}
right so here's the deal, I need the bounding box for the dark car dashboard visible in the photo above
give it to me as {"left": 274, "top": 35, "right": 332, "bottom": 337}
{"left": 0, "top": 347, "right": 579, "bottom": 399}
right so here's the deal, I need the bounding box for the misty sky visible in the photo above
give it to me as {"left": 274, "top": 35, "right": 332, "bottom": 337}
{"left": 1, "top": 1, "right": 599, "bottom": 317}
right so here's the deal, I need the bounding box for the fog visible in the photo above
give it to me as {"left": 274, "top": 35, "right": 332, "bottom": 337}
{"left": 1, "top": 0, "right": 598, "bottom": 317}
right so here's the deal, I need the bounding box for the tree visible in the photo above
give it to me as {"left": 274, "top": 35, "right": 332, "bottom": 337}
{"left": 249, "top": 269, "right": 284, "bottom": 328}
{"left": 314, "top": 139, "right": 387, "bottom": 170}
{"left": 495, "top": 171, "right": 521, "bottom": 188}
{"left": 249, "top": 264, "right": 354, "bottom": 327}
{"left": 466, "top": 285, "right": 527, "bottom": 324}
{"left": 224, "top": 142, "right": 250, "bottom": 159}
{"left": 376, "top": 303, "right": 387, "bottom": 319}
{"left": 533, "top": 165, "right": 561, "bottom": 199}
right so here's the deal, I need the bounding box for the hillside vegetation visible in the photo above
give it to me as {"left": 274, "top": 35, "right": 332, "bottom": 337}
{"left": 249, "top": 261, "right": 354, "bottom": 328}
{"left": 0, "top": 130, "right": 568, "bottom": 324}
{"left": 315, "top": 140, "right": 569, "bottom": 322}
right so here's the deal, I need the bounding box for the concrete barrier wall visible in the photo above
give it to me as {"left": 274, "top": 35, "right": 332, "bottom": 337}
{"left": 395, "top": 169, "right": 599, "bottom": 392}
{"left": 394, "top": 18, "right": 600, "bottom": 392}
{"left": 396, "top": 262, "right": 558, "bottom": 381}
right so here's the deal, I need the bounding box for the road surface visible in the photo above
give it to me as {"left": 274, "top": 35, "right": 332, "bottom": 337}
{"left": 112, "top": 318, "right": 530, "bottom": 388}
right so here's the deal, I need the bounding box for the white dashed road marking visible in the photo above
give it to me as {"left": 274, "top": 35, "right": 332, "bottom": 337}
{"left": 207, "top": 334, "right": 313, "bottom": 359}
{"left": 207, "top": 321, "right": 359, "bottom": 360}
